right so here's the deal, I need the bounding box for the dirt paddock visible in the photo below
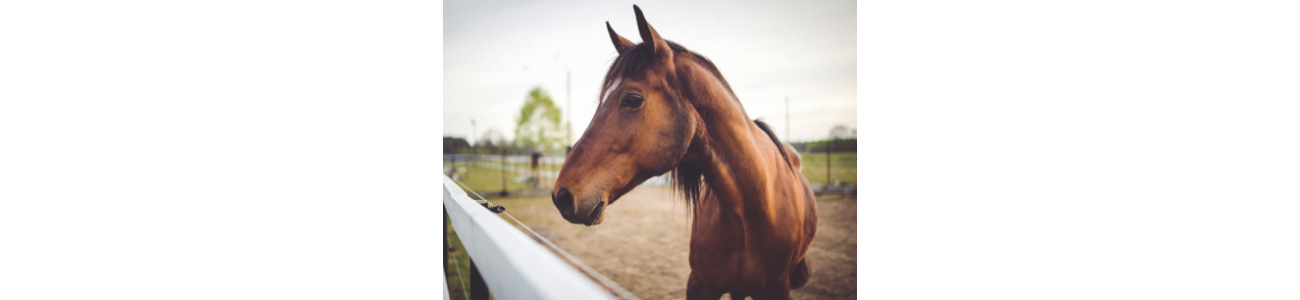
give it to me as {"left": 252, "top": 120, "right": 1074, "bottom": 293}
{"left": 490, "top": 186, "right": 857, "bottom": 300}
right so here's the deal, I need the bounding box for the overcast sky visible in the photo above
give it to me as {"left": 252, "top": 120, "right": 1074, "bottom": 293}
{"left": 444, "top": 0, "right": 855, "bottom": 144}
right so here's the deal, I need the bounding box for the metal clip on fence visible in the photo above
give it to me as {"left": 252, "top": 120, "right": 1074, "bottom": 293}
{"left": 478, "top": 201, "right": 505, "bottom": 213}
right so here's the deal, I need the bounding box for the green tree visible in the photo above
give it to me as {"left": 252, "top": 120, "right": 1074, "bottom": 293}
{"left": 514, "top": 87, "right": 564, "bottom": 152}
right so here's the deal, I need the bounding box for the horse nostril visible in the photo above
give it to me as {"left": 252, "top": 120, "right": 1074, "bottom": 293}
{"left": 554, "top": 188, "right": 575, "bottom": 217}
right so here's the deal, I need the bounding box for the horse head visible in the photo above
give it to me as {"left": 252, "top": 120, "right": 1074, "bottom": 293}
{"left": 552, "top": 5, "right": 700, "bottom": 226}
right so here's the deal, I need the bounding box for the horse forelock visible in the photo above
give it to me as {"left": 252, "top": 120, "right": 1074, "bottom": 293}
{"left": 599, "top": 41, "right": 737, "bottom": 106}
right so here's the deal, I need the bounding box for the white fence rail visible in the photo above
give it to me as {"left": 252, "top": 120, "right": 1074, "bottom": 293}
{"left": 442, "top": 174, "right": 616, "bottom": 300}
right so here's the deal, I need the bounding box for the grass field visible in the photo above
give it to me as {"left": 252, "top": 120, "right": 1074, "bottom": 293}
{"left": 446, "top": 152, "right": 857, "bottom": 190}
{"left": 798, "top": 152, "right": 857, "bottom": 187}
{"left": 493, "top": 153, "right": 859, "bottom": 187}
{"left": 444, "top": 163, "right": 536, "bottom": 193}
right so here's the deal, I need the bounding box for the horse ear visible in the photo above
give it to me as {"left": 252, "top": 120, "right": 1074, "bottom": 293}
{"left": 633, "top": 5, "right": 672, "bottom": 60}
{"left": 607, "top": 21, "right": 634, "bottom": 53}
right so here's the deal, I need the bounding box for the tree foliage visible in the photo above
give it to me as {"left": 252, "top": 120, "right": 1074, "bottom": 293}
{"left": 789, "top": 124, "right": 857, "bottom": 153}
{"left": 443, "top": 137, "right": 470, "bottom": 154}
{"left": 514, "top": 87, "right": 564, "bottom": 152}
{"left": 791, "top": 139, "right": 857, "bottom": 153}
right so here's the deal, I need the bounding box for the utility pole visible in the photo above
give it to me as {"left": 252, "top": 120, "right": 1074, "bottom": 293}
{"left": 827, "top": 135, "right": 832, "bottom": 192}
{"left": 500, "top": 148, "right": 509, "bottom": 197}
{"left": 470, "top": 118, "right": 477, "bottom": 167}
{"left": 566, "top": 71, "right": 572, "bottom": 148}
{"left": 785, "top": 96, "right": 790, "bottom": 142}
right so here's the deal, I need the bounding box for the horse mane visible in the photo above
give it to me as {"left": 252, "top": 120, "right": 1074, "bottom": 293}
{"left": 669, "top": 121, "right": 794, "bottom": 209}
{"left": 670, "top": 159, "right": 705, "bottom": 208}
{"left": 754, "top": 119, "right": 793, "bottom": 170}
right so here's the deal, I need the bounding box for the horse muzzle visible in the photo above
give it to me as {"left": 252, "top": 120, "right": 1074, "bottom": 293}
{"left": 553, "top": 188, "right": 607, "bottom": 226}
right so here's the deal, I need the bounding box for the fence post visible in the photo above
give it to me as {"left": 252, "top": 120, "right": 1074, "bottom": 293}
{"left": 826, "top": 139, "right": 832, "bottom": 191}
{"left": 500, "top": 149, "right": 508, "bottom": 197}
{"left": 469, "top": 259, "right": 489, "bottom": 300}
{"left": 443, "top": 208, "right": 449, "bottom": 287}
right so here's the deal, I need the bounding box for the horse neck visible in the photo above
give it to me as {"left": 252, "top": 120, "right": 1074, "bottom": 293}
{"left": 680, "top": 63, "right": 786, "bottom": 218}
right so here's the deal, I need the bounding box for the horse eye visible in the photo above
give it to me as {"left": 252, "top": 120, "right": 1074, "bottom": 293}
{"left": 620, "top": 94, "right": 645, "bottom": 108}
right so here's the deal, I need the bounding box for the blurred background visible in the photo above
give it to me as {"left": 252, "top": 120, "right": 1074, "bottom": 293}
{"left": 443, "top": 0, "right": 857, "bottom": 196}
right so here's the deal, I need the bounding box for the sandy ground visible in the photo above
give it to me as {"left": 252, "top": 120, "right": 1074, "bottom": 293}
{"left": 490, "top": 186, "right": 857, "bottom": 300}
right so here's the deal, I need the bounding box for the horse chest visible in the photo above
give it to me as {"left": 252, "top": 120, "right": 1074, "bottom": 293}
{"left": 689, "top": 211, "right": 801, "bottom": 289}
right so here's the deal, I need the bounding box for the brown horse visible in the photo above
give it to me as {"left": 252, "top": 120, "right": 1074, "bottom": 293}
{"left": 551, "top": 5, "right": 817, "bottom": 300}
